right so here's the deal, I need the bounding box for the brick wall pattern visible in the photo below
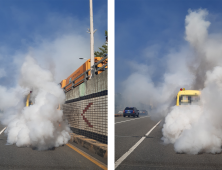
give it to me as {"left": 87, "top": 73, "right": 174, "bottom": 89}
{"left": 63, "top": 91, "right": 107, "bottom": 143}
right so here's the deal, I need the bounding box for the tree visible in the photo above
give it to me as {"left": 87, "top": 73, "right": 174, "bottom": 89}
{"left": 94, "top": 30, "right": 107, "bottom": 57}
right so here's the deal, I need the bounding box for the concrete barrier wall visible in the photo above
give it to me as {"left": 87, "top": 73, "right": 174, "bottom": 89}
{"left": 63, "top": 70, "right": 108, "bottom": 144}
{"left": 65, "top": 69, "right": 107, "bottom": 101}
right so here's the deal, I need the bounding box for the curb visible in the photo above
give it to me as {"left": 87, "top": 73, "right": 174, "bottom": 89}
{"left": 69, "top": 133, "right": 107, "bottom": 159}
{"left": 115, "top": 114, "right": 123, "bottom": 117}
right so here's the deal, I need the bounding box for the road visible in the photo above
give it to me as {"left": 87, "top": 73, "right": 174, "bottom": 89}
{"left": 0, "top": 123, "right": 106, "bottom": 170}
{"left": 115, "top": 115, "right": 222, "bottom": 170}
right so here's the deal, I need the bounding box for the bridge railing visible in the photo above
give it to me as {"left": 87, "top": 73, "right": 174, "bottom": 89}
{"left": 92, "top": 54, "right": 108, "bottom": 76}
{"left": 63, "top": 54, "right": 108, "bottom": 93}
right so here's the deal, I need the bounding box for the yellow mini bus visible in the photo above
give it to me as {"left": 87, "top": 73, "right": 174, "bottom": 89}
{"left": 25, "top": 91, "right": 61, "bottom": 110}
{"left": 26, "top": 91, "right": 33, "bottom": 107}
{"left": 176, "top": 88, "right": 201, "bottom": 106}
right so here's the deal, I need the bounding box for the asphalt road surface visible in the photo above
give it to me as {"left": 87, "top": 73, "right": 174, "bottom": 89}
{"left": 0, "top": 123, "right": 106, "bottom": 170}
{"left": 115, "top": 115, "right": 222, "bottom": 170}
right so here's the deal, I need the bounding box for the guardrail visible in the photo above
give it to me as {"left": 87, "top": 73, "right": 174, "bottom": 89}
{"left": 63, "top": 55, "right": 108, "bottom": 93}
{"left": 92, "top": 54, "right": 108, "bottom": 76}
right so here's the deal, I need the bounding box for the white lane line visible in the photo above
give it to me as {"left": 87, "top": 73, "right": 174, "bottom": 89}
{"left": 115, "top": 120, "right": 161, "bottom": 169}
{"left": 0, "top": 127, "right": 6, "bottom": 135}
{"left": 115, "top": 116, "right": 150, "bottom": 124}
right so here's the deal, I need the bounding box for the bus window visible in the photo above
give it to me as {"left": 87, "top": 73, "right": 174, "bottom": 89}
{"left": 179, "top": 95, "right": 200, "bottom": 105}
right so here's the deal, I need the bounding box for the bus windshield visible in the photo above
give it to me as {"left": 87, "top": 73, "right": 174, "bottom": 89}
{"left": 179, "top": 95, "right": 200, "bottom": 105}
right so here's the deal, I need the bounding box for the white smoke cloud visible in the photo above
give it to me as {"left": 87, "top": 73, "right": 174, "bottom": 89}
{"left": 162, "top": 9, "right": 222, "bottom": 154}
{"left": 185, "top": 9, "right": 210, "bottom": 49}
{"left": 0, "top": 86, "right": 25, "bottom": 111}
{"left": 119, "top": 8, "right": 222, "bottom": 154}
{"left": 1, "top": 8, "right": 106, "bottom": 87}
{"left": 163, "top": 67, "right": 222, "bottom": 154}
{"left": 120, "top": 46, "right": 194, "bottom": 120}
{"left": 0, "top": 4, "right": 106, "bottom": 151}
{"left": 30, "top": 33, "right": 91, "bottom": 84}
{"left": 162, "top": 105, "right": 202, "bottom": 145}
{"left": 1, "top": 56, "right": 70, "bottom": 150}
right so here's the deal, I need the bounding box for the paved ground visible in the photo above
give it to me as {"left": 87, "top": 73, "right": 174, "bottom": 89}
{"left": 0, "top": 123, "right": 105, "bottom": 170}
{"left": 115, "top": 115, "right": 222, "bottom": 170}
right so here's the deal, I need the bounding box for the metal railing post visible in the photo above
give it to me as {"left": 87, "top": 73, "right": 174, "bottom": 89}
{"left": 85, "top": 71, "right": 87, "bottom": 82}
{"left": 93, "top": 64, "right": 96, "bottom": 77}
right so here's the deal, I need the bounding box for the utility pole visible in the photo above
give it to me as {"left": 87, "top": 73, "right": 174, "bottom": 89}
{"left": 87, "top": 0, "right": 97, "bottom": 78}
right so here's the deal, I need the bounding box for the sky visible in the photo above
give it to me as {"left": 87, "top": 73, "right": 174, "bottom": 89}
{"left": 115, "top": 0, "right": 222, "bottom": 94}
{"left": 0, "top": 0, "right": 107, "bottom": 87}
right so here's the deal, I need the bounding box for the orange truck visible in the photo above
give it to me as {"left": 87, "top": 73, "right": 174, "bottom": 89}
{"left": 61, "top": 57, "right": 107, "bottom": 91}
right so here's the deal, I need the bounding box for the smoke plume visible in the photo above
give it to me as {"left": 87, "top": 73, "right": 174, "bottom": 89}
{"left": 0, "top": 56, "right": 70, "bottom": 150}
{"left": 162, "top": 9, "right": 222, "bottom": 154}
{"left": 119, "top": 8, "right": 222, "bottom": 154}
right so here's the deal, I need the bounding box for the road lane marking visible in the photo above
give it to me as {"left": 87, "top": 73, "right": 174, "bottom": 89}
{"left": 115, "top": 135, "right": 154, "bottom": 138}
{"left": 115, "top": 116, "right": 150, "bottom": 124}
{"left": 66, "top": 143, "right": 107, "bottom": 170}
{"left": 115, "top": 120, "right": 161, "bottom": 169}
{"left": 0, "top": 127, "right": 6, "bottom": 135}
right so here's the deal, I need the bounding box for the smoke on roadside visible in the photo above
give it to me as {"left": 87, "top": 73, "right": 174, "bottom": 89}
{"left": 0, "top": 56, "right": 71, "bottom": 150}
{"left": 0, "top": 6, "right": 106, "bottom": 151}
{"left": 118, "top": 9, "right": 222, "bottom": 154}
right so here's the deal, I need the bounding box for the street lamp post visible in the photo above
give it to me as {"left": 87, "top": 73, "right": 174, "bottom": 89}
{"left": 87, "top": 0, "right": 97, "bottom": 78}
{"left": 89, "top": 0, "right": 94, "bottom": 69}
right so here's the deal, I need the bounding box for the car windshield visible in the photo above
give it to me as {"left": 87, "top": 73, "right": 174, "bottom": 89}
{"left": 179, "top": 95, "right": 200, "bottom": 105}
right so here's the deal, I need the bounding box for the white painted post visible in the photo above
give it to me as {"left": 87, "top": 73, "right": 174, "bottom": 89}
{"left": 89, "top": 0, "right": 95, "bottom": 77}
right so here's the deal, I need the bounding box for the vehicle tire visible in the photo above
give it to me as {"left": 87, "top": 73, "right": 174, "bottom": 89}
{"left": 123, "top": 115, "right": 125, "bottom": 117}
{"left": 137, "top": 114, "right": 139, "bottom": 117}
{"left": 133, "top": 115, "right": 135, "bottom": 118}
{"left": 128, "top": 115, "right": 130, "bottom": 117}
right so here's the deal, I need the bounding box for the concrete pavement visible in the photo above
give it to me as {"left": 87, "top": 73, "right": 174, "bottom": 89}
{"left": 0, "top": 123, "right": 106, "bottom": 170}
{"left": 115, "top": 115, "right": 222, "bottom": 170}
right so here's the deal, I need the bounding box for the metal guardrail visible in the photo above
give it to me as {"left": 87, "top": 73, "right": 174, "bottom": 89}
{"left": 91, "top": 54, "right": 108, "bottom": 77}
{"left": 63, "top": 69, "right": 90, "bottom": 92}
{"left": 63, "top": 55, "right": 108, "bottom": 93}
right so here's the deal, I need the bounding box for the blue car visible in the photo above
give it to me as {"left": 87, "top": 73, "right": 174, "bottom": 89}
{"left": 123, "top": 107, "right": 139, "bottom": 118}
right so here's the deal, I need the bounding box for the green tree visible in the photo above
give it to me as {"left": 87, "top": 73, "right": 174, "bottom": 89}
{"left": 94, "top": 30, "right": 107, "bottom": 57}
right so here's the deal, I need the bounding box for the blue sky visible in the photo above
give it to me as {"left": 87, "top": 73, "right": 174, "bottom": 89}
{"left": 115, "top": 0, "right": 222, "bottom": 93}
{"left": 0, "top": 0, "right": 107, "bottom": 87}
